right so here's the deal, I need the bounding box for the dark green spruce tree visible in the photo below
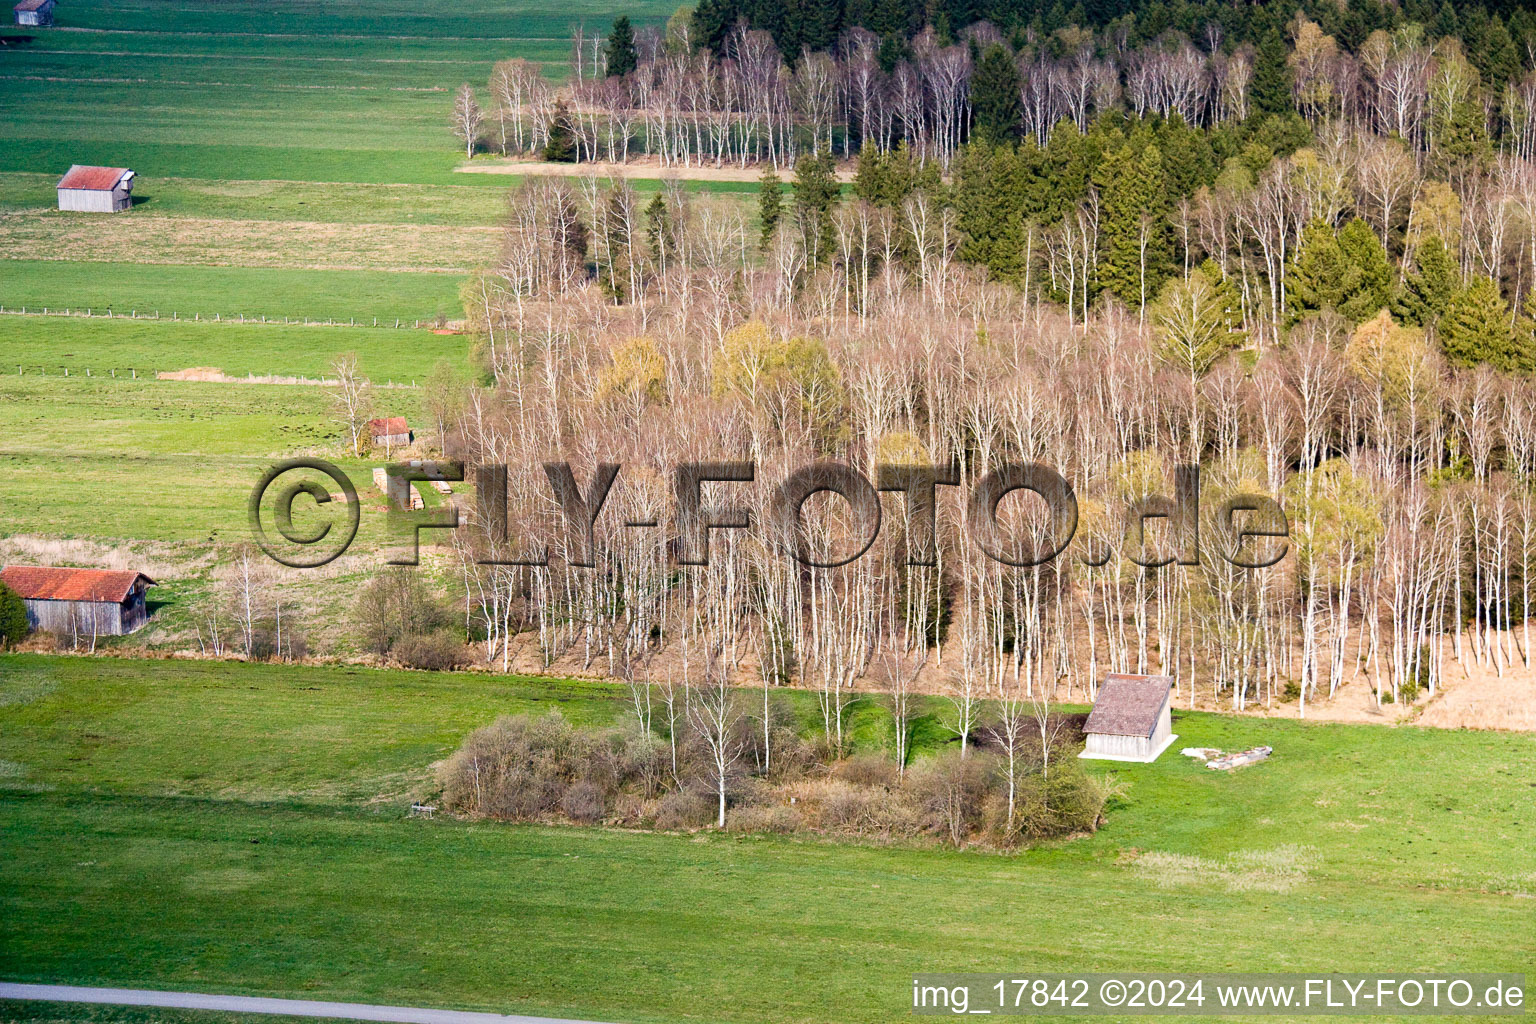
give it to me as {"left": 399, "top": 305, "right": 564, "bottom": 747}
{"left": 969, "top": 45, "right": 1022, "bottom": 143}
{"left": 1392, "top": 236, "right": 1458, "bottom": 328}
{"left": 1095, "top": 142, "right": 1174, "bottom": 308}
{"left": 1440, "top": 276, "right": 1532, "bottom": 371}
{"left": 1252, "top": 28, "right": 1292, "bottom": 117}
{"left": 605, "top": 16, "right": 638, "bottom": 78}
{"left": 758, "top": 163, "right": 783, "bottom": 251}
{"left": 793, "top": 152, "right": 840, "bottom": 265}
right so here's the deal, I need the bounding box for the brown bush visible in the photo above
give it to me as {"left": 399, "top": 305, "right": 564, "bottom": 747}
{"left": 560, "top": 780, "right": 606, "bottom": 823}
{"left": 392, "top": 631, "right": 470, "bottom": 671}
{"left": 835, "top": 752, "right": 900, "bottom": 789}
{"left": 727, "top": 804, "right": 802, "bottom": 833}
{"left": 437, "top": 709, "right": 1108, "bottom": 849}
{"left": 654, "top": 787, "right": 716, "bottom": 829}
{"left": 908, "top": 749, "right": 998, "bottom": 846}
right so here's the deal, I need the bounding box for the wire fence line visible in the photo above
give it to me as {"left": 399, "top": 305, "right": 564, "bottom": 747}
{"left": 13, "top": 364, "right": 421, "bottom": 388}
{"left": 0, "top": 305, "right": 448, "bottom": 330}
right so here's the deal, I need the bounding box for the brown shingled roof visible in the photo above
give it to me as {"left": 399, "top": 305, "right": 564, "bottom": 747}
{"left": 1, "top": 566, "right": 155, "bottom": 603}
{"left": 369, "top": 416, "right": 410, "bottom": 435}
{"left": 57, "top": 165, "right": 131, "bottom": 191}
{"left": 1083, "top": 673, "right": 1172, "bottom": 738}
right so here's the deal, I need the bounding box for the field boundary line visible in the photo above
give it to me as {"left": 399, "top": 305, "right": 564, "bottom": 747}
{"left": 0, "top": 984, "right": 616, "bottom": 1024}
{"left": 0, "top": 307, "right": 440, "bottom": 331}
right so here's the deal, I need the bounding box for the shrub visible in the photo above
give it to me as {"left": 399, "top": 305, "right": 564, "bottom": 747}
{"left": 908, "top": 749, "right": 997, "bottom": 846}
{"left": 560, "top": 780, "right": 606, "bottom": 823}
{"left": 836, "top": 752, "right": 899, "bottom": 789}
{"left": 0, "top": 582, "right": 28, "bottom": 649}
{"left": 654, "top": 787, "right": 715, "bottom": 829}
{"left": 437, "top": 709, "right": 1110, "bottom": 848}
{"left": 392, "top": 631, "right": 470, "bottom": 671}
{"left": 727, "top": 804, "right": 802, "bottom": 833}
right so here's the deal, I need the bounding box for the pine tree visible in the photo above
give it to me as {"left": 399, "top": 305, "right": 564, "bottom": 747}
{"left": 646, "top": 194, "right": 671, "bottom": 267}
{"left": 542, "top": 100, "right": 578, "bottom": 162}
{"left": 1151, "top": 265, "right": 1247, "bottom": 383}
{"left": 605, "top": 16, "right": 638, "bottom": 77}
{"left": 1252, "top": 28, "right": 1292, "bottom": 117}
{"left": 1095, "top": 142, "right": 1173, "bottom": 308}
{"left": 1336, "top": 218, "right": 1395, "bottom": 322}
{"left": 758, "top": 163, "right": 783, "bottom": 251}
{"left": 793, "top": 152, "right": 839, "bottom": 264}
{"left": 1392, "top": 235, "right": 1458, "bottom": 328}
{"left": 1440, "top": 275, "right": 1530, "bottom": 371}
{"left": 1287, "top": 218, "right": 1358, "bottom": 324}
{"left": 969, "top": 45, "right": 1022, "bottom": 143}
{"left": 0, "top": 582, "right": 25, "bottom": 649}
{"left": 953, "top": 142, "right": 1026, "bottom": 281}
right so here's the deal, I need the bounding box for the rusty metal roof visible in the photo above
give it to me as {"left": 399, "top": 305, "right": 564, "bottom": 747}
{"left": 1, "top": 566, "right": 155, "bottom": 603}
{"left": 1084, "top": 673, "right": 1173, "bottom": 738}
{"left": 57, "top": 165, "right": 132, "bottom": 191}
{"left": 369, "top": 416, "right": 410, "bottom": 435}
{"left": 13, "top": 1, "right": 53, "bottom": 11}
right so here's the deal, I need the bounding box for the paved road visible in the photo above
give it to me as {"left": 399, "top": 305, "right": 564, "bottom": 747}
{"left": 0, "top": 984, "right": 618, "bottom": 1024}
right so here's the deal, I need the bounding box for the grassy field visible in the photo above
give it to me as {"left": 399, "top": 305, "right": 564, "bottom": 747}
{"left": 0, "top": 263, "right": 465, "bottom": 323}
{"left": 2, "top": 316, "right": 467, "bottom": 380}
{"left": 0, "top": 374, "right": 438, "bottom": 544}
{"left": 0, "top": 173, "right": 510, "bottom": 224}
{"left": 0, "top": 0, "right": 677, "bottom": 184}
{"left": 0, "top": 655, "right": 1532, "bottom": 1024}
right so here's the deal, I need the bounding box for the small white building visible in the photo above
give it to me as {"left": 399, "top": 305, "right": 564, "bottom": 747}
{"left": 13, "top": 0, "right": 55, "bottom": 26}
{"left": 1079, "top": 673, "right": 1177, "bottom": 763}
{"left": 57, "top": 165, "right": 135, "bottom": 212}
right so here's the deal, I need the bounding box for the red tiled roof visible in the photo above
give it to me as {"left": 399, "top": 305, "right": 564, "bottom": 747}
{"left": 369, "top": 416, "right": 410, "bottom": 435}
{"left": 57, "top": 165, "right": 131, "bottom": 191}
{"left": 1084, "top": 673, "right": 1172, "bottom": 738}
{"left": 0, "top": 566, "right": 155, "bottom": 603}
{"left": 14, "top": 0, "right": 52, "bottom": 11}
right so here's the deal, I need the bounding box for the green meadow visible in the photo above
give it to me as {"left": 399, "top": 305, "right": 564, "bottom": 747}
{"left": 0, "top": 0, "right": 677, "bottom": 184}
{"left": 2, "top": 316, "right": 467, "bottom": 380}
{"left": 0, "top": 655, "right": 1532, "bottom": 1024}
{"left": 0, "top": 375, "right": 433, "bottom": 542}
{"left": 0, "top": 263, "right": 465, "bottom": 323}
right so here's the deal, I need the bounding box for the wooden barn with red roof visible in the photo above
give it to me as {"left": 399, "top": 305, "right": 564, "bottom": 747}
{"left": 56, "top": 165, "right": 135, "bottom": 212}
{"left": 0, "top": 565, "right": 155, "bottom": 635}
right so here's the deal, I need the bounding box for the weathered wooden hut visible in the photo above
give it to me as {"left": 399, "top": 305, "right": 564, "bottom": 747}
{"left": 13, "top": 0, "right": 55, "bottom": 26}
{"left": 1079, "top": 673, "right": 1176, "bottom": 763}
{"left": 0, "top": 566, "right": 156, "bottom": 635}
{"left": 369, "top": 416, "right": 412, "bottom": 450}
{"left": 56, "top": 165, "right": 135, "bottom": 212}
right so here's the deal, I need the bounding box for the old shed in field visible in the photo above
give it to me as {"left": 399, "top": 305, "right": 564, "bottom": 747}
{"left": 369, "top": 416, "right": 412, "bottom": 450}
{"left": 1080, "top": 673, "right": 1176, "bottom": 763}
{"left": 57, "top": 165, "right": 135, "bottom": 212}
{"left": 0, "top": 565, "right": 156, "bottom": 635}
{"left": 13, "top": 0, "right": 55, "bottom": 26}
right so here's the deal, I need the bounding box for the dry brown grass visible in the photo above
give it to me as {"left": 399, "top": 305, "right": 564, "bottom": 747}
{"left": 0, "top": 534, "right": 212, "bottom": 582}
{"left": 1130, "top": 844, "right": 1319, "bottom": 893}
{"left": 457, "top": 157, "right": 856, "bottom": 183}
{"left": 0, "top": 211, "right": 499, "bottom": 273}
{"left": 1418, "top": 637, "right": 1536, "bottom": 731}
